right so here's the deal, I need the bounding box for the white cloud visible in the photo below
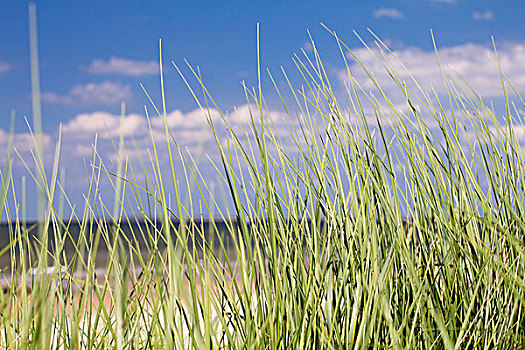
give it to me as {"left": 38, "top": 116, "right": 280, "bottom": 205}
{"left": 42, "top": 81, "right": 131, "bottom": 106}
{"left": 88, "top": 57, "right": 159, "bottom": 76}
{"left": 373, "top": 8, "right": 405, "bottom": 19}
{"left": 62, "top": 111, "right": 147, "bottom": 138}
{"left": 61, "top": 108, "right": 207, "bottom": 153}
{"left": 0, "top": 60, "right": 11, "bottom": 73}
{"left": 236, "top": 70, "right": 249, "bottom": 79}
{"left": 338, "top": 42, "right": 525, "bottom": 99}
{"left": 150, "top": 109, "right": 220, "bottom": 131}
{"left": 0, "top": 129, "right": 52, "bottom": 159}
{"left": 302, "top": 42, "right": 314, "bottom": 54}
{"left": 472, "top": 10, "right": 494, "bottom": 21}
{"left": 58, "top": 103, "right": 291, "bottom": 163}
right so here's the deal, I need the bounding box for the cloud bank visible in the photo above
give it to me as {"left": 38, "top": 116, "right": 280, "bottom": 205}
{"left": 88, "top": 57, "right": 159, "bottom": 76}
{"left": 373, "top": 8, "right": 405, "bottom": 19}
{"left": 42, "top": 81, "right": 132, "bottom": 106}
{"left": 472, "top": 10, "right": 494, "bottom": 21}
{"left": 338, "top": 42, "right": 525, "bottom": 99}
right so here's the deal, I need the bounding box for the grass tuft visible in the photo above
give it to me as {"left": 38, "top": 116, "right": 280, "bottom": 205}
{"left": 1, "top": 26, "right": 525, "bottom": 348}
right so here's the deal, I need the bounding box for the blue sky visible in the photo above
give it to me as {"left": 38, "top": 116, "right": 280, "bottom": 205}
{"left": 1, "top": 1, "right": 524, "bottom": 219}
{"left": 1, "top": 1, "right": 522, "bottom": 131}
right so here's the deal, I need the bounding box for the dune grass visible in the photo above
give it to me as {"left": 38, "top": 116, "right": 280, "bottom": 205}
{"left": 0, "top": 26, "right": 525, "bottom": 349}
